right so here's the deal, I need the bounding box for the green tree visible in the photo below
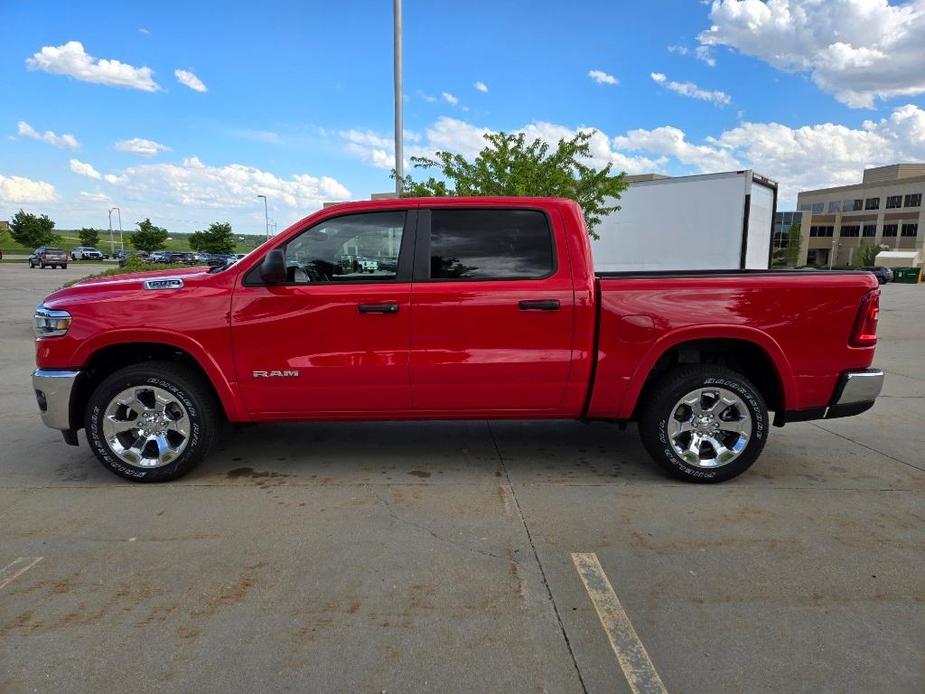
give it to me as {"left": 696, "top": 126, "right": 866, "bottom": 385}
{"left": 855, "top": 240, "right": 880, "bottom": 267}
{"left": 784, "top": 223, "right": 802, "bottom": 267}
{"left": 9, "top": 209, "right": 58, "bottom": 248}
{"left": 78, "top": 227, "right": 100, "bottom": 248}
{"left": 130, "top": 218, "right": 168, "bottom": 252}
{"left": 189, "top": 222, "right": 235, "bottom": 254}
{"left": 395, "top": 130, "right": 628, "bottom": 239}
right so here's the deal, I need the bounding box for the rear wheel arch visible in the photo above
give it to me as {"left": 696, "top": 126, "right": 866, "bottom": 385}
{"left": 630, "top": 336, "right": 790, "bottom": 419}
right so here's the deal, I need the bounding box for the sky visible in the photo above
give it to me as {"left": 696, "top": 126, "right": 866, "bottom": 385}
{"left": 1, "top": 0, "right": 924, "bottom": 234}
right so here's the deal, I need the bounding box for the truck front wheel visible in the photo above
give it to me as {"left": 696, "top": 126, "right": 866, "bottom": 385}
{"left": 85, "top": 361, "right": 220, "bottom": 482}
{"left": 638, "top": 365, "right": 768, "bottom": 483}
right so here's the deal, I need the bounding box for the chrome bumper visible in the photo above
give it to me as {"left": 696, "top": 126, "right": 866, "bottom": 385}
{"left": 832, "top": 368, "right": 884, "bottom": 407}
{"left": 32, "top": 369, "right": 80, "bottom": 431}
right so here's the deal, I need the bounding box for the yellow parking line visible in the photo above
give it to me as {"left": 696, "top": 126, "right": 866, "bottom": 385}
{"left": 0, "top": 557, "right": 44, "bottom": 590}
{"left": 571, "top": 552, "right": 667, "bottom": 694}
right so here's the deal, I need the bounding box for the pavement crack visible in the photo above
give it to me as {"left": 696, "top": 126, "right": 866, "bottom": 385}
{"left": 368, "top": 486, "right": 508, "bottom": 562}
{"left": 487, "top": 421, "right": 590, "bottom": 694}
{"left": 810, "top": 422, "right": 925, "bottom": 473}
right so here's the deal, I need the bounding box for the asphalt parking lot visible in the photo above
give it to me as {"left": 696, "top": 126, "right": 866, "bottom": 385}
{"left": 1, "top": 263, "right": 923, "bottom": 693}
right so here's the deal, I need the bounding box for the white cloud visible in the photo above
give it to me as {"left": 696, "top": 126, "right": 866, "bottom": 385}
{"left": 138, "top": 28, "right": 150, "bottom": 35}
{"left": 26, "top": 41, "right": 159, "bottom": 92}
{"left": 174, "top": 68, "right": 207, "bottom": 93}
{"left": 441, "top": 91, "right": 459, "bottom": 106}
{"left": 0, "top": 174, "right": 58, "bottom": 203}
{"left": 16, "top": 121, "right": 80, "bottom": 149}
{"left": 699, "top": 0, "right": 925, "bottom": 108}
{"left": 694, "top": 46, "right": 716, "bottom": 67}
{"left": 69, "top": 159, "right": 102, "bottom": 180}
{"left": 230, "top": 128, "right": 282, "bottom": 144}
{"left": 114, "top": 137, "right": 172, "bottom": 156}
{"left": 588, "top": 69, "right": 619, "bottom": 85}
{"left": 341, "top": 103, "right": 925, "bottom": 208}
{"left": 670, "top": 44, "right": 717, "bottom": 67}
{"left": 342, "top": 116, "right": 663, "bottom": 176}
{"left": 651, "top": 72, "right": 730, "bottom": 105}
{"left": 474, "top": 81, "right": 488, "bottom": 93}
{"left": 93, "top": 156, "right": 350, "bottom": 211}
{"left": 79, "top": 191, "right": 111, "bottom": 202}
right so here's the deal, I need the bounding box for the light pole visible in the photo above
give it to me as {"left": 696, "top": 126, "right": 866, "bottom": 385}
{"left": 110, "top": 207, "right": 123, "bottom": 253}
{"left": 393, "top": 0, "right": 403, "bottom": 194}
{"left": 107, "top": 209, "right": 115, "bottom": 255}
{"left": 257, "top": 194, "right": 269, "bottom": 239}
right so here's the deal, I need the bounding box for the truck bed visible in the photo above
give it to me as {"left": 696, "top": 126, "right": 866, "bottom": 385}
{"left": 586, "top": 269, "right": 879, "bottom": 420}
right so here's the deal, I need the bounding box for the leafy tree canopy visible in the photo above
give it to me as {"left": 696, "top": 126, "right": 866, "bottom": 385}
{"left": 189, "top": 222, "right": 235, "bottom": 254}
{"left": 784, "top": 223, "right": 802, "bottom": 267}
{"left": 78, "top": 227, "right": 100, "bottom": 248}
{"left": 395, "top": 131, "right": 627, "bottom": 239}
{"left": 855, "top": 240, "right": 880, "bottom": 267}
{"left": 9, "top": 209, "right": 58, "bottom": 248}
{"left": 130, "top": 218, "right": 169, "bottom": 252}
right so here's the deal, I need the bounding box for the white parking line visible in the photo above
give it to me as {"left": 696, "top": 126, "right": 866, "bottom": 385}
{"left": 571, "top": 552, "right": 667, "bottom": 694}
{"left": 0, "top": 557, "right": 44, "bottom": 590}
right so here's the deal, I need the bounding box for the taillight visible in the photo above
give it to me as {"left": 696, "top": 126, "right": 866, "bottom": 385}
{"left": 850, "top": 289, "right": 879, "bottom": 347}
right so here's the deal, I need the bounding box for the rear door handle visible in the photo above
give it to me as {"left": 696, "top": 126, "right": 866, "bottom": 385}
{"left": 358, "top": 302, "right": 399, "bottom": 314}
{"left": 518, "top": 300, "right": 560, "bottom": 311}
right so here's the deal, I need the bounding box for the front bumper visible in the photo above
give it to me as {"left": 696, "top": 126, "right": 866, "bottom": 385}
{"left": 774, "top": 368, "right": 884, "bottom": 426}
{"left": 32, "top": 369, "right": 80, "bottom": 431}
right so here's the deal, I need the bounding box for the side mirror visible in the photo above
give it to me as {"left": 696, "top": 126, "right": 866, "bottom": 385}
{"left": 259, "top": 249, "right": 288, "bottom": 284}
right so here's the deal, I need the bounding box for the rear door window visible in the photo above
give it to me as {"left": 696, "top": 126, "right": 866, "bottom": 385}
{"left": 426, "top": 209, "right": 554, "bottom": 280}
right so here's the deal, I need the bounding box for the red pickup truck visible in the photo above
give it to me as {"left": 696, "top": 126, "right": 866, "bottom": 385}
{"left": 32, "top": 197, "right": 883, "bottom": 483}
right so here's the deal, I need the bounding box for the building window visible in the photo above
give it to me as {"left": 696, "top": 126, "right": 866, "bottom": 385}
{"left": 862, "top": 224, "right": 877, "bottom": 237}
{"left": 864, "top": 197, "right": 880, "bottom": 210}
{"left": 901, "top": 223, "right": 919, "bottom": 237}
{"left": 886, "top": 195, "right": 902, "bottom": 209}
{"left": 904, "top": 193, "right": 922, "bottom": 208}
{"left": 798, "top": 201, "right": 813, "bottom": 212}
{"left": 882, "top": 224, "right": 898, "bottom": 237}
{"left": 811, "top": 202, "right": 824, "bottom": 213}
{"left": 772, "top": 231, "right": 788, "bottom": 249}
{"left": 840, "top": 225, "right": 860, "bottom": 237}
{"left": 827, "top": 201, "right": 841, "bottom": 213}
{"left": 852, "top": 199, "right": 863, "bottom": 211}
{"left": 810, "top": 225, "right": 834, "bottom": 237}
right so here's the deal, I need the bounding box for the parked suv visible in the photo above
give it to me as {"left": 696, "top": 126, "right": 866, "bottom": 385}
{"left": 28, "top": 247, "right": 68, "bottom": 269}
{"left": 70, "top": 246, "right": 104, "bottom": 260}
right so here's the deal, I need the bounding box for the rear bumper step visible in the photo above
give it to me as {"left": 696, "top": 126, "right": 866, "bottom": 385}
{"left": 774, "top": 368, "right": 884, "bottom": 426}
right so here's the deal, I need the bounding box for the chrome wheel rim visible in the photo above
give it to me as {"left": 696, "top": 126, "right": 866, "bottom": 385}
{"left": 666, "top": 386, "right": 752, "bottom": 468}
{"left": 102, "top": 385, "right": 191, "bottom": 468}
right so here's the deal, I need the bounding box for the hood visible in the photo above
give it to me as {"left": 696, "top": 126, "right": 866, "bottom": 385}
{"left": 41, "top": 265, "right": 215, "bottom": 308}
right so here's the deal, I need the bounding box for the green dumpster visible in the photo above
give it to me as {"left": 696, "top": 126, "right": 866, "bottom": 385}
{"left": 893, "top": 267, "right": 922, "bottom": 284}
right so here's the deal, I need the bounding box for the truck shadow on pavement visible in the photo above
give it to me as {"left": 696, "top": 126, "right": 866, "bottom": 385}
{"left": 199, "top": 420, "right": 659, "bottom": 486}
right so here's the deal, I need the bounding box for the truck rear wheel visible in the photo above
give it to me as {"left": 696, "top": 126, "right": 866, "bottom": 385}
{"left": 85, "top": 361, "right": 220, "bottom": 482}
{"left": 638, "top": 365, "right": 768, "bottom": 483}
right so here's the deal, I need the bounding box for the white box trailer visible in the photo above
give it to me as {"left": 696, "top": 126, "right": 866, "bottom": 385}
{"left": 591, "top": 170, "right": 778, "bottom": 272}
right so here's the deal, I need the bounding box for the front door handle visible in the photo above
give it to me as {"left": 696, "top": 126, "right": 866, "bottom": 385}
{"left": 518, "top": 300, "right": 560, "bottom": 311}
{"left": 358, "top": 302, "right": 399, "bottom": 314}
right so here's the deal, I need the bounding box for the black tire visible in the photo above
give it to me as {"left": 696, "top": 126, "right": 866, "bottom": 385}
{"left": 85, "top": 361, "right": 220, "bottom": 482}
{"left": 638, "top": 365, "right": 768, "bottom": 483}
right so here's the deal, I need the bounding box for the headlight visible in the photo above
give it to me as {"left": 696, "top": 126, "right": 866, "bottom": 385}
{"left": 34, "top": 306, "right": 72, "bottom": 338}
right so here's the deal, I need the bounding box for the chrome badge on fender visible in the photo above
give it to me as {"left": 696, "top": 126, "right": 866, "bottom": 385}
{"left": 253, "top": 370, "right": 299, "bottom": 378}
